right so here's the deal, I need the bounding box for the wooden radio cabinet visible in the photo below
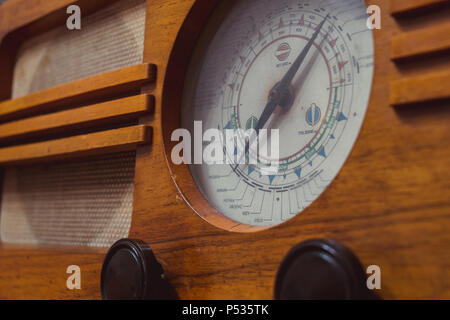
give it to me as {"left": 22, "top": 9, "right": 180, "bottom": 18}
{"left": 0, "top": 0, "right": 448, "bottom": 299}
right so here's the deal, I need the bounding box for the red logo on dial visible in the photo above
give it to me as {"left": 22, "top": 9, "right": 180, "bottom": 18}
{"left": 275, "top": 42, "right": 291, "bottom": 61}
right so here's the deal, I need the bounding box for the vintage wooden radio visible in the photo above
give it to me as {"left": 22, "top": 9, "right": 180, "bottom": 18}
{"left": 0, "top": 0, "right": 448, "bottom": 299}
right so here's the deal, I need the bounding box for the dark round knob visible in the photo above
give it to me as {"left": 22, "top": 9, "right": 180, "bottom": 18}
{"left": 101, "top": 239, "right": 177, "bottom": 300}
{"left": 275, "top": 239, "right": 377, "bottom": 300}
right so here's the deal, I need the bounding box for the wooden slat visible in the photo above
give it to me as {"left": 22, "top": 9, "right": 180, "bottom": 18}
{"left": 0, "top": 63, "right": 156, "bottom": 121}
{"left": 391, "top": 23, "right": 450, "bottom": 60}
{"left": 390, "top": 71, "right": 450, "bottom": 105}
{"left": 0, "top": 94, "right": 154, "bottom": 143}
{"left": 0, "top": 125, "right": 151, "bottom": 166}
{"left": 390, "top": 0, "right": 448, "bottom": 14}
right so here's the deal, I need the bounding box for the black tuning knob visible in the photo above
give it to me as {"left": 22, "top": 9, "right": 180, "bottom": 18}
{"left": 101, "top": 239, "right": 177, "bottom": 300}
{"left": 275, "top": 239, "right": 378, "bottom": 300}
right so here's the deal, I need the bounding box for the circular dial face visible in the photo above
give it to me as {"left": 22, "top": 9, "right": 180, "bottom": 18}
{"left": 181, "top": 0, "right": 374, "bottom": 227}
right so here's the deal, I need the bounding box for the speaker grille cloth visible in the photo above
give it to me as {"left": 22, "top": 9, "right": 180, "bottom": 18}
{"left": 1, "top": 152, "right": 136, "bottom": 247}
{"left": 12, "top": 0, "right": 147, "bottom": 98}
{"left": 1, "top": 0, "right": 147, "bottom": 247}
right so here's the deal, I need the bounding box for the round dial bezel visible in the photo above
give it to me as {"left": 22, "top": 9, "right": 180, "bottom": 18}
{"left": 161, "top": 0, "right": 375, "bottom": 232}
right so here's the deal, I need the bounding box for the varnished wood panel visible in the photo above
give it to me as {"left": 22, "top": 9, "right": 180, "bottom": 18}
{"left": 0, "top": 63, "right": 156, "bottom": 121}
{"left": 0, "top": 94, "right": 153, "bottom": 143}
{"left": 0, "top": 125, "right": 151, "bottom": 166}
{"left": 390, "top": 0, "right": 448, "bottom": 14}
{"left": 391, "top": 23, "right": 450, "bottom": 60}
{"left": 0, "top": 244, "right": 105, "bottom": 300}
{"left": 390, "top": 71, "right": 450, "bottom": 105}
{"left": 0, "top": 0, "right": 448, "bottom": 300}
{"left": 130, "top": 0, "right": 450, "bottom": 300}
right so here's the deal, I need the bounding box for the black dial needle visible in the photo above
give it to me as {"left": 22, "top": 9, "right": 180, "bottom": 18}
{"left": 255, "top": 14, "right": 329, "bottom": 133}
{"left": 233, "top": 14, "right": 329, "bottom": 170}
{"left": 277, "top": 14, "right": 329, "bottom": 94}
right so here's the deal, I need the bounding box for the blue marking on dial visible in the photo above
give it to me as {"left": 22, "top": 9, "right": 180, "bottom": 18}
{"left": 338, "top": 112, "right": 348, "bottom": 121}
{"left": 269, "top": 175, "right": 276, "bottom": 184}
{"left": 318, "top": 146, "right": 326, "bottom": 158}
{"left": 306, "top": 104, "right": 321, "bottom": 126}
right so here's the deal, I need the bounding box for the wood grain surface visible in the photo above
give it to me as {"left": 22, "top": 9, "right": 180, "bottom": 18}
{"left": 0, "top": 94, "right": 153, "bottom": 143}
{"left": 390, "top": 0, "right": 449, "bottom": 15}
{"left": 390, "top": 71, "right": 450, "bottom": 105}
{"left": 0, "top": 125, "right": 152, "bottom": 166}
{"left": 0, "top": 0, "right": 448, "bottom": 300}
{"left": 0, "top": 63, "right": 155, "bottom": 121}
{"left": 391, "top": 22, "right": 450, "bottom": 60}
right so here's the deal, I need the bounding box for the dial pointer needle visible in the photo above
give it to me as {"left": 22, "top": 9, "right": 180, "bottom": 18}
{"left": 278, "top": 14, "right": 329, "bottom": 92}
{"left": 233, "top": 14, "right": 329, "bottom": 171}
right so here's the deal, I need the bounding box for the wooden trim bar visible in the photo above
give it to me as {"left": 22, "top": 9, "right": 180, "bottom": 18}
{"left": 390, "top": 71, "right": 450, "bottom": 106}
{"left": 390, "top": 0, "right": 448, "bottom": 15}
{"left": 0, "top": 94, "right": 154, "bottom": 143}
{"left": 391, "top": 23, "right": 450, "bottom": 60}
{"left": 0, "top": 125, "right": 152, "bottom": 166}
{"left": 0, "top": 63, "right": 156, "bottom": 121}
